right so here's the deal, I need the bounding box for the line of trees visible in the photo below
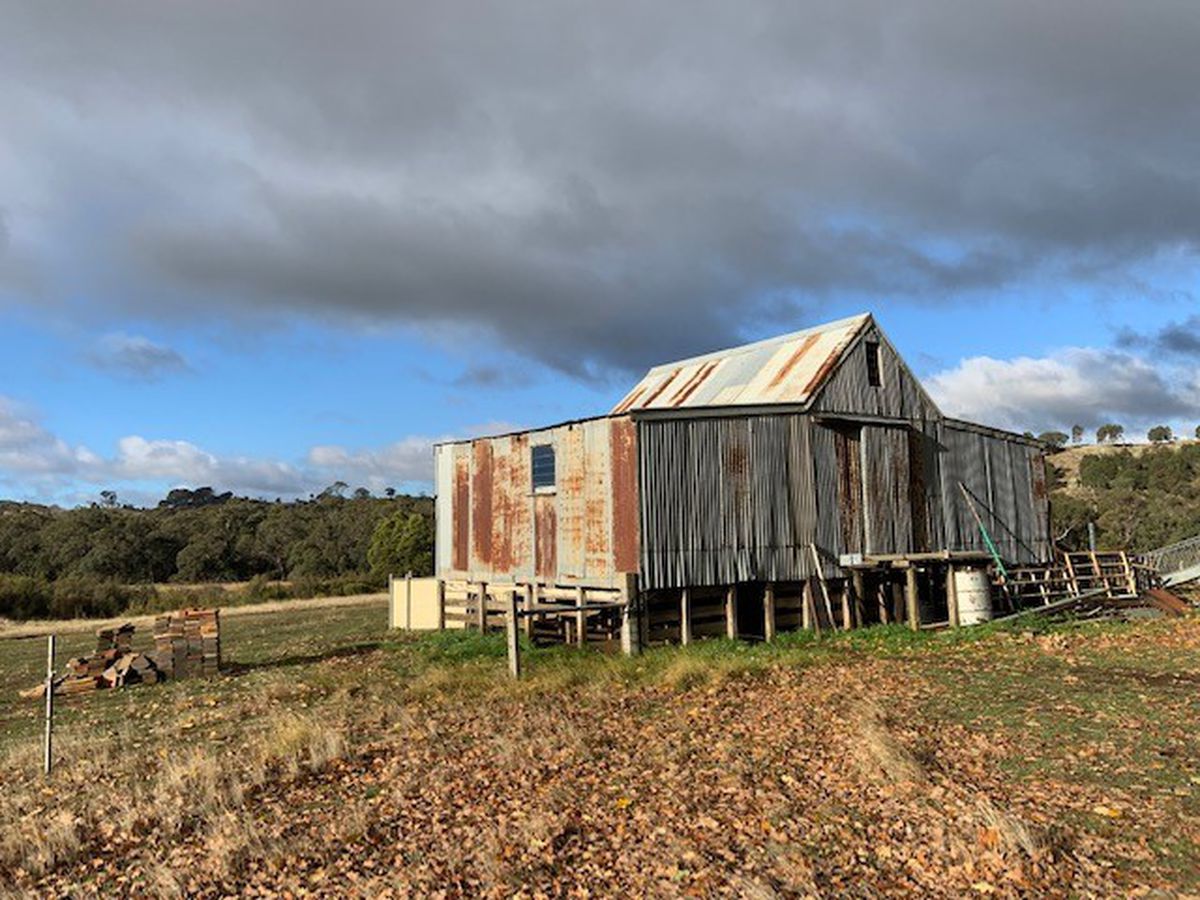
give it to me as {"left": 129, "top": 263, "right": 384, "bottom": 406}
{"left": 0, "top": 487, "right": 435, "bottom": 620}
{"left": 1032, "top": 423, "right": 1200, "bottom": 450}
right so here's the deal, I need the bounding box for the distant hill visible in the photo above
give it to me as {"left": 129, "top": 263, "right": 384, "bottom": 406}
{"left": 1050, "top": 440, "right": 1200, "bottom": 494}
{"left": 1047, "top": 441, "right": 1200, "bottom": 553}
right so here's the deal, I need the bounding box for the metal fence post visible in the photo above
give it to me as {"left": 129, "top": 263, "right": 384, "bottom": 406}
{"left": 43, "top": 634, "right": 55, "bottom": 777}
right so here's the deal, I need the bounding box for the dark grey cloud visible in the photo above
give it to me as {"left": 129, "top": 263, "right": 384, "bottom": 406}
{"left": 451, "top": 365, "right": 533, "bottom": 390}
{"left": 1116, "top": 316, "right": 1200, "bottom": 358}
{"left": 87, "top": 333, "right": 190, "bottom": 381}
{"left": 2, "top": 1, "right": 1200, "bottom": 376}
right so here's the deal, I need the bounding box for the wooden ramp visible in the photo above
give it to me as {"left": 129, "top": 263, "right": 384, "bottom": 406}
{"left": 1004, "top": 551, "right": 1143, "bottom": 608}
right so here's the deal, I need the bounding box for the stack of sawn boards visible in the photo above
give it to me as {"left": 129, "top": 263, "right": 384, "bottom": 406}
{"left": 153, "top": 608, "right": 221, "bottom": 679}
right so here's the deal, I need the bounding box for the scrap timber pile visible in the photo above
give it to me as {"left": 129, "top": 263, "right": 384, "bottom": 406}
{"left": 153, "top": 608, "right": 221, "bottom": 679}
{"left": 18, "top": 608, "right": 221, "bottom": 699}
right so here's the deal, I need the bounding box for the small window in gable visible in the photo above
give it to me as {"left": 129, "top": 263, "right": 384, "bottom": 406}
{"left": 531, "top": 444, "right": 556, "bottom": 490}
{"left": 865, "top": 341, "right": 882, "bottom": 388}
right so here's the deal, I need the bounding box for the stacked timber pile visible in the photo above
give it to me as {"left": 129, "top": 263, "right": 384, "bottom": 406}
{"left": 19, "top": 622, "right": 164, "bottom": 698}
{"left": 152, "top": 608, "right": 220, "bottom": 679}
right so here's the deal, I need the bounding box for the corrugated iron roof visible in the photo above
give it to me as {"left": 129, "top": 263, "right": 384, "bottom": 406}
{"left": 612, "top": 313, "right": 871, "bottom": 413}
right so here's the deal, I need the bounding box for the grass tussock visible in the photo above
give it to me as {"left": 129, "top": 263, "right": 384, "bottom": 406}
{"left": 974, "top": 796, "right": 1043, "bottom": 861}
{"left": 255, "top": 713, "right": 347, "bottom": 778}
{"left": 851, "top": 699, "right": 926, "bottom": 785}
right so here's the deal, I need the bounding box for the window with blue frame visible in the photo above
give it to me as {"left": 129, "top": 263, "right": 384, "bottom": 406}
{"left": 531, "top": 444, "right": 556, "bottom": 490}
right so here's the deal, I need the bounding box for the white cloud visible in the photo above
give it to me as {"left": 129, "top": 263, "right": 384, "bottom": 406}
{"left": 927, "top": 348, "right": 1200, "bottom": 433}
{"left": 0, "top": 394, "right": 450, "bottom": 504}
{"left": 0, "top": 398, "right": 99, "bottom": 476}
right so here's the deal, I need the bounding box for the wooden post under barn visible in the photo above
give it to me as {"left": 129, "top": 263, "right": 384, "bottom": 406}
{"left": 436, "top": 578, "right": 446, "bottom": 631}
{"left": 523, "top": 583, "right": 535, "bottom": 638}
{"left": 505, "top": 589, "right": 521, "bottom": 679}
{"left": 802, "top": 579, "right": 820, "bottom": 635}
{"left": 877, "top": 581, "right": 890, "bottom": 624}
{"left": 620, "top": 573, "right": 642, "bottom": 656}
{"left": 947, "top": 565, "right": 960, "bottom": 629}
{"left": 851, "top": 571, "right": 865, "bottom": 628}
{"left": 476, "top": 582, "right": 488, "bottom": 632}
{"left": 725, "top": 585, "right": 737, "bottom": 639}
{"left": 575, "top": 585, "right": 586, "bottom": 647}
{"left": 680, "top": 588, "right": 692, "bottom": 646}
{"left": 763, "top": 583, "right": 776, "bottom": 642}
{"left": 905, "top": 566, "right": 920, "bottom": 631}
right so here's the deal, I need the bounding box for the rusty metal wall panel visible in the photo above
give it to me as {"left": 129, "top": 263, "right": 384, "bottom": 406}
{"left": 556, "top": 424, "right": 586, "bottom": 580}
{"left": 509, "top": 432, "right": 533, "bottom": 580}
{"left": 583, "top": 420, "right": 613, "bottom": 581}
{"left": 452, "top": 450, "right": 471, "bottom": 572}
{"left": 610, "top": 417, "right": 640, "bottom": 573}
{"left": 470, "top": 441, "right": 494, "bottom": 570}
{"left": 432, "top": 415, "right": 637, "bottom": 588}
{"left": 535, "top": 495, "right": 557, "bottom": 579}
{"left": 637, "top": 413, "right": 821, "bottom": 589}
{"left": 488, "top": 436, "right": 514, "bottom": 576}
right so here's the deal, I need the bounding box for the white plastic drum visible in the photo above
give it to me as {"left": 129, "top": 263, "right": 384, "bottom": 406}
{"left": 954, "top": 568, "right": 993, "bottom": 625}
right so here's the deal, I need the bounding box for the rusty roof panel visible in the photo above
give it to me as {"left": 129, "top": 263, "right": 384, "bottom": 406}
{"left": 613, "top": 313, "right": 869, "bottom": 413}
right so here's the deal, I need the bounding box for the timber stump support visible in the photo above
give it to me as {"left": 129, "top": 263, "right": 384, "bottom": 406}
{"left": 725, "top": 585, "right": 737, "bottom": 640}
{"left": 763, "top": 583, "right": 776, "bottom": 642}
{"left": 905, "top": 567, "right": 920, "bottom": 631}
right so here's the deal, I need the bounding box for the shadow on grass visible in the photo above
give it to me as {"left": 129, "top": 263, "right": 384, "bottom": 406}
{"left": 221, "top": 641, "right": 383, "bottom": 676}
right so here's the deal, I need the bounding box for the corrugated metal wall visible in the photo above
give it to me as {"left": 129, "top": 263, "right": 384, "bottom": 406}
{"left": 809, "top": 322, "right": 941, "bottom": 422}
{"left": 636, "top": 413, "right": 1050, "bottom": 590}
{"left": 638, "top": 414, "right": 820, "bottom": 589}
{"left": 433, "top": 417, "right": 639, "bottom": 588}
{"left": 938, "top": 421, "right": 1050, "bottom": 564}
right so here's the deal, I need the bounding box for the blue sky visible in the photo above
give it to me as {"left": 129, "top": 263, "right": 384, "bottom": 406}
{"left": 2, "top": 2, "right": 1199, "bottom": 505}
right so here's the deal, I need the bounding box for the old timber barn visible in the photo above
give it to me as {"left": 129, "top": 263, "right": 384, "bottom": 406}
{"left": 432, "top": 313, "right": 1050, "bottom": 651}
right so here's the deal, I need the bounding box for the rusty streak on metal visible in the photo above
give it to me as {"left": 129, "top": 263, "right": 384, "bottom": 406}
{"left": 640, "top": 368, "right": 681, "bottom": 408}
{"left": 610, "top": 417, "right": 639, "bottom": 573}
{"left": 670, "top": 361, "right": 719, "bottom": 407}
{"left": 452, "top": 457, "right": 470, "bottom": 571}
{"left": 535, "top": 496, "right": 557, "bottom": 579}
{"left": 768, "top": 333, "right": 821, "bottom": 390}
{"left": 509, "top": 432, "right": 531, "bottom": 573}
{"left": 490, "top": 439, "right": 514, "bottom": 574}
{"left": 611, "top": 385, "right": 645, "bottom": 415}
{"left": 800, "top": 343, "right": 847, "bottom": 399}
{"left": 471, "top": 441, "right": 494, "bottom": 567}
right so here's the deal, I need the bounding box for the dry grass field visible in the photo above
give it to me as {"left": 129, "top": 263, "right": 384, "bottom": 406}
{"left": 1, "top": 600, "right": 1198, "bottom": 897}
